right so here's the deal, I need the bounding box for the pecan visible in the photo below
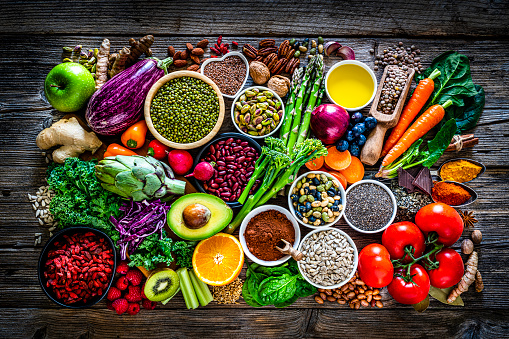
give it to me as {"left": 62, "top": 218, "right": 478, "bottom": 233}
{"left": 258, "top": 47, "right": 278, "bottom": 57}
{"left": 254, "top": 56, "right": 264, "bottom": 62}
{"left": 286, "top": 58, "right": 300, "bottom": 74}
{"left": 259, "top": 39, "right": 276, "bottom": 48}
{"left": 243, "top": 44, "right": 258, "bottom": 58}
{"left": 196, "top": 39, "right": 209, "bottom": 48}
{"left": 263, "top": 53, "right": 278, "bottom": 70}
{"left": 278, "top": 40, "right": 290, "bottom": 58}
{"left": 167, "top": 46, "right": 175, "bottom": 57}
{"left": 285, "top": 48, "right": 296, "bottom": 59}
{"left": 271, "top": 58, "right": 288, "bottom": 75}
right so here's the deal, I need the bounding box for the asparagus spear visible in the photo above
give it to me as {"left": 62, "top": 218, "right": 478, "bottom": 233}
{"left": 279, "top": 68, "right": 303, "bottom": 144}
{"left": 315, "top": 74, "right": 326, "bottom": 107}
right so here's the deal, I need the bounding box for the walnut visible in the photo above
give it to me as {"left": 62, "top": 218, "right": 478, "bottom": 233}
{"left": 249, "top": 61, "right": 270, "bottom": 85}
{"left": 267, "top": 75, "right": 291, "bottom": 97}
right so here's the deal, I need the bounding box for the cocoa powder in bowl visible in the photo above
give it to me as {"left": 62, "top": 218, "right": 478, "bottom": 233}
{"left": 244, "top": 209, "right": 295, "bottom": 261}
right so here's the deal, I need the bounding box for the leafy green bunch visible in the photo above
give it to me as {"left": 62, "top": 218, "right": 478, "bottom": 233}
{"left": 128, "top": 235, "right": 196, "bottom": 270}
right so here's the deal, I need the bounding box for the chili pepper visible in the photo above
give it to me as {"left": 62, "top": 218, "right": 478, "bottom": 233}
{"left": 147, "top": 139, "right": 170, "bottom": 160}
{"left": 104, "top": 143, "right": 138, "bottom": 158}
{"left": 210, "top": 47, "right": 221, "bottom": 55}
{"left": 121, "top": 120, "right": 148, "bottom": 149}
{"left": 232, "top": 41, "right": 238, "bottom": 47}
{"left": 217, "top": 35, "right": 222, "bottom": 45}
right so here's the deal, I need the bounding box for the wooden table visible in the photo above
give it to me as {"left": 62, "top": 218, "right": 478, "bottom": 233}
{"left": 1, "top": 1, "right": 509, "bottom": 337}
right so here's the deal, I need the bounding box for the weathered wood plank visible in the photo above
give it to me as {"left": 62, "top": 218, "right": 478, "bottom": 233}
{"left": 1, "top": 0, "right": 508, "bottom": 37}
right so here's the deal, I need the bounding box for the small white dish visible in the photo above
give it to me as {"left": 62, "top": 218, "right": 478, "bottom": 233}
{"left": 297, "top": 227, "right": 358, "bottom": 290}
{"left": 344, "top": 179, "right": 397, "bottom": 234}
{"left": 200, "top": 52, "right": 249, "bottom": 99}
{"left": 239, "top": 205, "right": 300, "bottom": 267}
{"left": 325, "top": 60, "right": 377, "bottom": 112}
{"left": 231, "top": 86, "right": 285, "bottom": 139}
{"left": 288, "top": 171, "right": 346, "bottom": 229}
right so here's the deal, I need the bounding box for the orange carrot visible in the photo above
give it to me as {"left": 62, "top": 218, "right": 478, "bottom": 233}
{"left": 339, "top": 156, "right": 364, "bottom": 184}
{"left": 326, "top": 170, "right": 348, "bottom": 190}
{"left": 381, "top": 69, "right": 441, "bottom": 157}
{"left": 382, "top": 100, "right": 453, "bottom": 166}
{"left": 305, "top": 156, "right": 324, "bottom": 170}
{"left": 325, "top": 147, "right": 352, "bottom": 171}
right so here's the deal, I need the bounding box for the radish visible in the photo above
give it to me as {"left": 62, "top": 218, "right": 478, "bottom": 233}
{"left": 168, "top": 150, "right": 193, "bottom": 175}
{"left": 185, "top": 162, "right": 215, "bottom": 181}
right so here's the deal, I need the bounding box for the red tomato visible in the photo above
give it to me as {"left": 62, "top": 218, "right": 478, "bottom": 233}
{"left": 358, "top": 244, "right": 394, "bottom": 288}
{"left": 426, "top": 248, "right": 464, "bottom": 289}
{"left": 415, "top": 203, "right": 464, "bottom": 246}
{"left": 382, "top": 222, "right": 426, "bottom": 263}
{"left": 388, "top": 264, "right": 430, "bottom": 305}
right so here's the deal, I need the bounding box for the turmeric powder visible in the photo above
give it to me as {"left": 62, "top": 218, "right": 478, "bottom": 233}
{"left": 440, "top": 159, "right": 482, "bottom": 182}
{"left": 447, "top": 251, "right": 478, "bottom": 303}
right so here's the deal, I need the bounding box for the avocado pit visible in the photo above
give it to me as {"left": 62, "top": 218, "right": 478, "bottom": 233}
{"left": 182, "top": 203, "right": 211, "bottom": 229}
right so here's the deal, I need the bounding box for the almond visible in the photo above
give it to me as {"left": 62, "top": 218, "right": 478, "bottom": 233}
{"left": 173, "top": 51, "right": 182, "bottom": 60}
{"left": 190, "top": 55, "right": 201, "bottom": 64}
{"left": 191, "top": 48, "right": 204, "bottom": 56}
{"left": 174, "top": 59, "right": 188, "bottom": 68}
{"left": 187, "top": 64, "right": 200, "bottom": 72}
{"left": 167, "top": 46, "right": 175, "bottom": 57}
{"left": 196, "top": 39, "right": 209, "bottom": 48}
{"left": 186, "top": 43, "right": 193, "bottom": 51}
{"left": 181, "top": 50, "right": 189, "bottom": 60}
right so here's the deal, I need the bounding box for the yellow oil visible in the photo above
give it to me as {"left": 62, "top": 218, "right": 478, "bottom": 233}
{"left": 327, "top": 64, "right": 374, "bottom": 109}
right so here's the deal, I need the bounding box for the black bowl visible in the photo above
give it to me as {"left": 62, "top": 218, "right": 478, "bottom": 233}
{"left": 192, "top": 132, "right": 262, "bottom": 209}
{"left": 38, "top": 226, "right": 117, "bottom": 309}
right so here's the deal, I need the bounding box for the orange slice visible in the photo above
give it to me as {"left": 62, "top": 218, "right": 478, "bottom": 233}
{"left": 192, "top": 233, "right": 244, "bottom": 286}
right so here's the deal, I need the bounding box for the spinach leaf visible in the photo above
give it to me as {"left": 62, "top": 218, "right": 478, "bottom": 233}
{"left": 416, "top": 51, "right": 477, "bottom": 109}
{"left": 258, "top": 274, "right": 298, "bottom": 305}
{"left": 295, "top": 276, "right": 317, "bottom": 298}
{"left": 423, "top": 118, "right": 458, "bottom": 167}
{"left": 248, "top": 271, "right": 269, "bottom": 306}
{"left": 287, "top": 259, "right": 300, "bottom": 275}
{"left": 255, "top": 266, "right": 292, "bottom": 277}
{"left": 242, "top": 276, "right": 263, "bottom": 307}
{"left": 274, "top": 294, "right": 299, "bottom": 308}
{"left": 447, "top": 84, "right": 485, "bottom": 133}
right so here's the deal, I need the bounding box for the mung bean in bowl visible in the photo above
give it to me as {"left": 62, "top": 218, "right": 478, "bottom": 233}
{"left": 344, "top": 179, "right": 397, "bottom": 234}
{"left": 231, "top": 86, "right": 284, "bottom": 139}
{"left": 297, "top": 227, "right": 358, "bottom": 289}
{"left": 288, "top": 171, "right": 346, "bottom": 229}
{"left": 144, "top": 71, "right": 225, "bottom": 150}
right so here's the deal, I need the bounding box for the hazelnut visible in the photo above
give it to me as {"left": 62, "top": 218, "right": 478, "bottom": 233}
{"left": 471, "top": 230, "right": 482, "bottom": 244}
{"left": 249, "top": 61, "right": 270, "bottom": 85}
{"left": 461, "top": 239, "right": 474, "bottom": 254}
{"left": 267, "top": 75, "right": 291, "bottom": 97}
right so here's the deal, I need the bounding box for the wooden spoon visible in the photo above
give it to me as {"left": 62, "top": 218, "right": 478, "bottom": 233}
{"left": 275, "top": 239, "right": 304, "bottom": 261}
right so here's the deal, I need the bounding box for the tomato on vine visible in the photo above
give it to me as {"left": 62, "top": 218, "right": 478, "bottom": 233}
{"left": 382, "top": 221, "right": 425, "bottom": 263}
{"left": 415, "top": 203, "right": 463, "bottom": 246}
{"left": 357, "top": 244, "right": 394, "bottom": 288}
{"left": 388, "top": 264, "right": 430, "bottom": 305}
{"left": 425, "top": 248, "right": 464, "bottom": 289}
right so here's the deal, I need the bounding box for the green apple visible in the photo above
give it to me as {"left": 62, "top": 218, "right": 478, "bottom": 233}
{"left": 44, "top": 63, "right": 96, "bottom": 112}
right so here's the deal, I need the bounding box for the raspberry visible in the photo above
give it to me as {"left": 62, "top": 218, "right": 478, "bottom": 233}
{"left": 126, "top": 269, "right": 144, "bottom": 286}
{"left": 106, "top": 300, "right": 115, "bottom": 311}
{"left": 142, "top": 299, "right": 157, "bottom": 310}
{"left": 125, "top": 285, "right": 142, "bottom": 303}
{"left": 141, "top": 283, "right": 147, "bottom": 299}
{"left": 127, "top": 302, "right": 140, "bottom": 315}
{"left": 116, "top": 260, "right": 130, "bottom": 275}
{"left": 107, "top": 287, "right": 122, "bottom": 301}
{"left": 112, "top": 298, "right": 129, "bottom": 315}
{"left": 115, "top": 276, "right": 128, "bottom": 291}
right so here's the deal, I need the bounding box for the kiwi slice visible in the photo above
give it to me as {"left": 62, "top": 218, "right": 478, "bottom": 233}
{"left": 144, "top": 268, "right": 180, "bottom": 302}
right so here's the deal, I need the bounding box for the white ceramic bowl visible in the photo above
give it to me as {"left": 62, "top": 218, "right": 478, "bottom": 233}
{"left": 200, "top": 52, "right": 249, "bottom": 99}
{"left": 231, "top": 86, "right": 285, "bottom": 139}
{"left": 325, "top": 60, "right": 377, "bottom": 112}
{"left": 344, "top": 179, "right": 397, "bottom": 234}
{"left": 288, "top": 171, "right": 346, "bottom": 229}
{"left": 297, "top": 227, "right": 358, "bottom": 290}
{"left": 239, "top": 205, "right": 301, "bottom": 266}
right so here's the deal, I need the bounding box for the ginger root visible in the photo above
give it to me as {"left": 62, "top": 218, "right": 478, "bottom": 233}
{"left": 447, "top": 251, "right": 478, "bottom": 303}
{"left": 95, "top": 38, "right": 110, "bottom": 90}
{"left": 36, "top": 117, "right": 102, "bottom": 163}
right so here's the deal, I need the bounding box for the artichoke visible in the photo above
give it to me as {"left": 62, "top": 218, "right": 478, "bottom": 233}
{"left": 95, "top": 155, "right": 186, "bottom": 201}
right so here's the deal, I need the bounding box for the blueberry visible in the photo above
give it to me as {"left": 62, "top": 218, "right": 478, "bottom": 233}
{"left": 295, "top": 210, "right": 304, "bottom": 219}
{"left": 357, "top": 134, "right": 367, "bottom": 146}
{"left": 349, "top": 143, "right": 360, "bottom": 157}
{"left": 305, "top": 202, "right": 312, "bottom": 210}
{"left": 312, "top": 178, "right": 321, "bottom": 186}
{"left": 348, "top": 122, "right": 354, "bottom": 130}
{"left": 352, "top": 112, "right": 364, "bottom": 123}
{"left": 364, "top": 117, "right": 377, "bottom": 130}
{"left": 346, "top": 130, "right": 355, "bottom": 142}
{"left": 336, "top": 139, "right": 349, "bottom": 152}
{"left": 309, "top": 216, "right": 316, "bottom": 223}
{"left": 291, "top": 194, "right": 299, "bottom": 202}
{"left": 353, "top": 123, "right": 366, "bottom": 136}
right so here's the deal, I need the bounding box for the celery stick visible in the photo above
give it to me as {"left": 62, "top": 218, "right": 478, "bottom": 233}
{"left": 177, "top": 268, "right": 199, "bottom": 309}
{"left": 189, "top": 270, "right": 213, "bottom": 306}
{"left": 161, "top": 286, "right": 180, "bottom": 305}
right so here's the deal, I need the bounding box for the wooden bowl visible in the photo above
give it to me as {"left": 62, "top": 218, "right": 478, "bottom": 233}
{"left": 144, "top": 71, "right": 225, "bottom": 150}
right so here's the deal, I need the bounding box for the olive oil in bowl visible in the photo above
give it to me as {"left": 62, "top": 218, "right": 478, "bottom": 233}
{"left": 326, "top": 61, "right": 376, "bottom": 111}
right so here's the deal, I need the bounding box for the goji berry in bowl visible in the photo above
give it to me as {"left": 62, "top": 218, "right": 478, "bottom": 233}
{"left": 38, "top": 227, "right": 117, "bottom": 308}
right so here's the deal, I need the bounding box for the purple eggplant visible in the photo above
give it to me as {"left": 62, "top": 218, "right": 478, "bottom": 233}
{"left": 86, "top": 57, "right": 173, "bottom": 135}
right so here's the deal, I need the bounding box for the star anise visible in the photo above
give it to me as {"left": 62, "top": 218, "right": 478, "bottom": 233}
{"left": 460, "top": 210, "right": 478, "bottom": 228}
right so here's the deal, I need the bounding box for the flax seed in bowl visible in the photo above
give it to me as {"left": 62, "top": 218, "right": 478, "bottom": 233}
{"left": 201, "top": 52, "right": 249, "bottom": 99}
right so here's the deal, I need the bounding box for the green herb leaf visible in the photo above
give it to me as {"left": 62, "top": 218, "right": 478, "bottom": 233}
{"left": 447, "top": 84, "right": 485, "bottom": 133}
{"left": 294, "top": 276, "right": 317, "bottom": 298}
{"left": 423, "top": 118, "right": 458, "bottom": 167}
{"left": 242, "top": 276, "right": 263, "bottom": 307}
{"left": 412, "top": 295, "right": 430, "bottom": 312}
{"left": 429, "top": 286, "right": 464, "bottom": 306}
{"left": 258, "top": 274, "right": 298, "bottom": 305}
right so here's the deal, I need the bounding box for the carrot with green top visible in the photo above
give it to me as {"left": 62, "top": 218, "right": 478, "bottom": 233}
{"left": 382, "top": 99, "right": 453, "bottom": 167}
{"left": 381, "top": 69, "right": 441, "bottom": 157}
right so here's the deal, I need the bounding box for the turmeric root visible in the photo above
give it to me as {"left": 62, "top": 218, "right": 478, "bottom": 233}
{"left": 475, "top": 271, "right": 484, "bottom": 292}
{"left": 126, "top": 35, "right": 154, "bottom": 66}
{"left": 109, "top": 47, "right": 130, "bottom": 78}
{"left": 36, "top": 117, "right": 102, "bottom": 163}
{"left": 95, "top": 38, "right": 110, "bottom": 90}
{"left": 447, "top": 251, "right": 478, "bottom": 303}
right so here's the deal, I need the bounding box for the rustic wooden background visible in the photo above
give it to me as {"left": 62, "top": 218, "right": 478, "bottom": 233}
{"left": 1, "top": 0, "right": 509, "bottom": 338}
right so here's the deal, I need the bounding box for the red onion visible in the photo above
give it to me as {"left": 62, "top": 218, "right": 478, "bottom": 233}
{"left": 310, "top": 104, "right": 350, "bottom": 145}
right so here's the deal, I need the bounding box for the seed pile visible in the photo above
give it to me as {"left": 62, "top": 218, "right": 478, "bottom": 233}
{"left": 373, "top": 42, "right": 423, "bottom": 73}
{"left": 291, "top": 173, "right": 343, "bottom": 226}
{"left": 314, "top": 271, "right": 384, "bottom": 309}
{"left": 299, "top": 229, "right": 355, "bottom": 287}
{"left": 150, "top": 76, "right": 219, "bottom": 144}
{"left": 345, "top": 183, "right": 394, "bottom": 231}
{"left": 388, "top": 181, "right": 433, "bottom": 222}
{"left": 28, "top": 185, "right": 58, "bottom": 237}
{"left": 211, "top": 277, "right": 244, "bottom": 304}
{"left": 203, "top": 55, "right": 246, "bottom": 96}
{"left": 376, "top": 66, "right": 409, "bottom": 115}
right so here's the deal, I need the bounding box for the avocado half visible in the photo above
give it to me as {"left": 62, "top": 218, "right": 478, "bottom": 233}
{"left": 167, "top": 193, "right": 233, "bottom": 240}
